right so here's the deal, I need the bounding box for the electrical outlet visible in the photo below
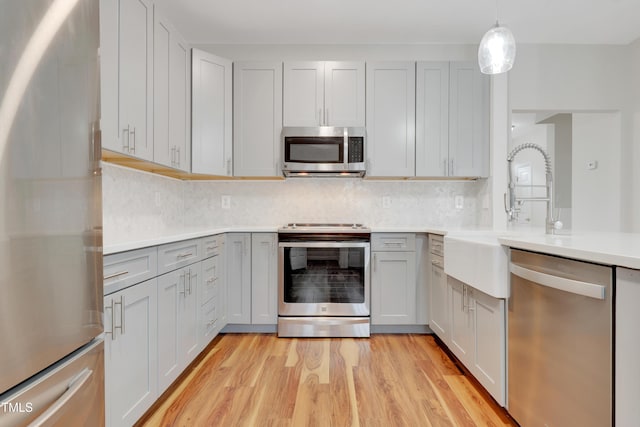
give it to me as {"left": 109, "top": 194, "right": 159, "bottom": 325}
{"left": 382, "top": 196, "right": 391, "bottom": 209}
{"left": 221, "top": 195, "right": 231, "bottom": 209}
{"left": 455, "top": 195, "right": 464, "bottom": 209}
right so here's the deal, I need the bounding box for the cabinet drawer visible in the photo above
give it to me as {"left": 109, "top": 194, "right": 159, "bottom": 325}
{"left": 429, "top": 234, "right": 444, "bottom": 256}
{"left": 202, "top": 234, "right": 224, "bottom": 258}
{"left": 430, "top": 253, "right": 444, "bottom": 269}
{"left": 158, "top": 239, "right": 202, "bottom": 274}
{"left": 201, "top": 297, "right": 219, "bottom": 336}
{"left": 371, "top": 233, "right": 416, "bottom": 251}
{"left": 104, "top": 247, "right": 157, "bottom": 295}
{"left": 201, "top": 256, "right": 221, "bottom": 306}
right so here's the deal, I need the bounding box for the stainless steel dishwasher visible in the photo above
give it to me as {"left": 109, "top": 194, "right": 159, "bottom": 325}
{"left": 508, "top": 249, "right": 613, "bottom": 427}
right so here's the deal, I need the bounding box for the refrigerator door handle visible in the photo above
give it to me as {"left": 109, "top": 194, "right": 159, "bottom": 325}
{"left": 28, "top": 369, "right": 93, "bottom": 427}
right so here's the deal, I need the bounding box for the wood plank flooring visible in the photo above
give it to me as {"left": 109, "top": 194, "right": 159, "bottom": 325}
{"left": 139, "top": 334, "right": 517, "bottom": 427}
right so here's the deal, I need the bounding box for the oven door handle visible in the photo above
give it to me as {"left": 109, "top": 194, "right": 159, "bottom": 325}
{"left": 279, "top": 241, "right": 370, "bottom": 249}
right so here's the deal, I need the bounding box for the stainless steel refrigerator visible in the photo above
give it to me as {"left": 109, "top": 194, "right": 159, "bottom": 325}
{"left": 0, "top": 0, "right": 104, "bottom": 425}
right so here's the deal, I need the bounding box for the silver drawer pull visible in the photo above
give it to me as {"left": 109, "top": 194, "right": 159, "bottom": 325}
{"left": 104, "top": 270, "right": 129, "bottom": 280}
{"left": 431, "top": 259, "right": 443, "bottom": 267}
{"left": 207, "top": 277, "right": 217, "bottom": 284}
{"left": 176, "top": 252, "right": 194, "bottom": 259}
{"left": 206, "top": 246, "right": 218, "bottom": 251}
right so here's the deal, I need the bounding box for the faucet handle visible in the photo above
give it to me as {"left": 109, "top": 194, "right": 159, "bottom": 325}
{"left": 553, "top": 220, "right": 563, "bottom": 230}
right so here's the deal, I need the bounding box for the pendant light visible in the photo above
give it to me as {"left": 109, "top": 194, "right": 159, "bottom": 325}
{"left": 477, "top": 0, "right": 516, "bottom": 74}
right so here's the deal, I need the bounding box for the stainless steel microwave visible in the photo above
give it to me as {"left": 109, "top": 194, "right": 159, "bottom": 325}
{"left": 281, "top": 127, "right": 366, "bottom": 177}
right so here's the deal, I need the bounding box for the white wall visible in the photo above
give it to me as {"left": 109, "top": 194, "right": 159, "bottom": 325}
{"left": 572, "top": 113, "right": 621, "bottom": 231}
{"left": 510, "top": 44, "right": 628, "bottom": 111}
{"left": 509, "top": 44, "right": 630, "bottom": 232}
{"left": 631, "top": 39, "right": 640, "bottom": 232}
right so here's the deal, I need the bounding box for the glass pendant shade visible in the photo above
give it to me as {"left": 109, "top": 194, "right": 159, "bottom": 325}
{"left": 478, "top": 24, "right": 516, "bottom": 74}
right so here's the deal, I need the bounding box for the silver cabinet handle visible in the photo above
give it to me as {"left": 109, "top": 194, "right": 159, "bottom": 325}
{"left": 122, "top": 125, "right": 130, "bottom": 153}
{"left": 373, "top": 253, "right": 377, "bottom": 272}
{"left": 105, "top": 299, "right": 115, "bottom": 340}
{"left": 187, "top": 269, "right": 193, "bottom": 295}
{"left": 176, "top": 252, "right": 193, "bottom": 259}
{"left": 318, "top": 108, "right": 322, "bottom": 126}
{"left": 227, "top": 158, "right": 232, "bottom": 175}
{"left": 461, "top": 284, "right": 466, "bottom": 311}
{"left": 114, "top": 296, "right": 124, "bottom": 335}
{"left": 443, "top": 158, "right": 447, "bottom": 176}
{"left": 129, "top": 127, "right": 136, "bottom": 154}
{"left": 104, "top": 270, "right": 129, "bottom": 280}
{"left": 511, "top": 263, "right": 606, "bottom": 300}
{"left": 450, "top": 159, "right": 454, "bottom": 176}
{"left": 179, "top": 271, "right": 186, "bottom": 295}
{"left": 29, "top": 369, "right": 93, "bottom": 426}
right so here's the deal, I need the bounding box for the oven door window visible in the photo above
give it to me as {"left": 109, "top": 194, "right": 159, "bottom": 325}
{"left": 285, "top": 137, "right": 344, "bottom": 163}
{"left": 283, "top": 247, "right": 365, "bottom": 303}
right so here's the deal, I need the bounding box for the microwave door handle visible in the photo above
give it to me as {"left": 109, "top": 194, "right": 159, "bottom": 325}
{"left": 343, "top": 130, "right": 349, "bottom": 167}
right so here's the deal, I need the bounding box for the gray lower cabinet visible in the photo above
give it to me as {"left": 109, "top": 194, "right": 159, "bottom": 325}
{"left": 104, "top": 278, "right": 158, "bottom": 427}
{"left": 251, "top": 233, "right": 278, "bottom": 324}
{"left": 104, "top": 233, "right": 226, "bottom": 427}
{"left": 616, "top": 267, "right": 640, "bottom": 425}
{"left": 226, "top": 233, "right": 252, "bottom": 324}
{"left": 225, "top": 232, "right": 278, "bottom": 327}
{"left": 157, "top": 262, "right": 200, "bottom": 394}
{"left": 428, "top": 234, "right": 448, "bottom": 341}
{"left": 371, "top": 233, "right": 419, "bottom": 325}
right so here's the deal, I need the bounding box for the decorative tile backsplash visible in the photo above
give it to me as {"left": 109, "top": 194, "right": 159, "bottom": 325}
{"left": 103, "top": 163, "right": 490, "bottom": 245}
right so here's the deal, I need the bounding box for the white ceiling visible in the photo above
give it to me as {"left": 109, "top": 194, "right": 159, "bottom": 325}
{"left": 153, "top": 0, "right": 640, "bottom": 45}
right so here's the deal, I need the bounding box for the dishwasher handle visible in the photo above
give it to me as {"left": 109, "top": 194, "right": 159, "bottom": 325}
{"left": 510, "top": 263, "right": 606, "bottom": 300}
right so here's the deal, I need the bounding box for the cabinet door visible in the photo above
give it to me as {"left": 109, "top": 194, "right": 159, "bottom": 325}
{"left": 429, "top": 257, "right": 448, "bottom": 341}
{"left": 415, "top": 235, "right": 429, "bottom": 325}
{"left": 366, "top": 62, "right": 416, "bottom": 177}
{"left": 324, "top": 61, "right": 365, "bottom": 127}
{"left": 616, "top": 267, "right": 640, "bottom": 425}
{"left": 182, "top": 263, "right": 201, "bottom": 365}
{"left": 470, "top": 288, "right": 506, "bottom": 405}
{"left": 192, "top": 49, "right": 232, "bottom": 175}
{"left": 233, "top": 62, "right": 283, "bottom": 176}
{"left": 371, "top": 251, "right": 417, "bottom": 325}
{"left": 448, "top": 277, "right": 474, "bottom": 365}
{"left": 283, "top": 61, "right": 324, "bottom": 126}
{"left": 226, "top": 233, "right": 251, "bottom": 324}
{"left": 416, "top": 62, "right": 450, "bottom": 176}
{"left": 105, "top": 279, "right": 157, "bottom": 427}
{"left": 170, "top": 29, "right": 191, "bottom": 171}
{"left": 251, "top": 233, "right": 278, "bottom": 324}
{"left": 157, "top": 269, "right": 182, "bottom": 393}
{"left": 119, "top": 0, "right": 153, "bottom": 160}
{"left": 448, "top": 61, "right": 489, "bottom": 177}
{"left": 154, "top": 10, "right": 190, "bottom": 171}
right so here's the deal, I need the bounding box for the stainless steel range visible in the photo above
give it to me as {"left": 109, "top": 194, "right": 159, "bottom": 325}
{"left": 278, "top": 224, "right": 371, "bottom": 337}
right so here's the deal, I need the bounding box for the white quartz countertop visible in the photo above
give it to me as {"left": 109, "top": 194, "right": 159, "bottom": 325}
{"left": 104, "top": 225, "right": 640, "bottom": 270}
{"left": 103, "top": 226, "right": 278, "bottom": 255}
{"left": 497, "top": 232, "right": 640, "bottom": 270}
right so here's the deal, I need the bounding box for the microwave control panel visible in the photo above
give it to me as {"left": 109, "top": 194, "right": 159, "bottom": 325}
{"left": 348, "top": 137, "right": 364, "bottom": 163}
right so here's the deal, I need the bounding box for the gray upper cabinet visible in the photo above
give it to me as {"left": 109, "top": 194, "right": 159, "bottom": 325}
{"left": 283, "top": 61, "right": 365, "bottom": 127}
{"left": 100, "top": 0, "right": 153, "bottom": 160}
{"left": 233, "top": 62, "right": 283, "bottom": 177}
{"left": 366, "top": 62, "right": 416, "bottom": 177}
{"left": 153, "top": 7, "right": 190, "bottom": 171}
{"left": 191, "top": 49, "right": 233, "bottom": 176}
{"left": 416, "top": 61, "right": 489, "bottom": 178}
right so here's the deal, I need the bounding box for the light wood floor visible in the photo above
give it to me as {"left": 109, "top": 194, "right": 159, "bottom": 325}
{"left": 139, "top": 334, "right": 517, "bottom": 427}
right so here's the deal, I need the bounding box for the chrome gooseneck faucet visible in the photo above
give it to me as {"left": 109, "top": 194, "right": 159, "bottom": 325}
{"left": 505, "top": 143, "right": 562, "bottom": 234}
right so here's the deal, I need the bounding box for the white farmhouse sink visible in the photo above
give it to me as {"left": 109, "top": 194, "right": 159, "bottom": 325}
{"left": 444, "top": 232, "right": 509, "bottom": 298}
